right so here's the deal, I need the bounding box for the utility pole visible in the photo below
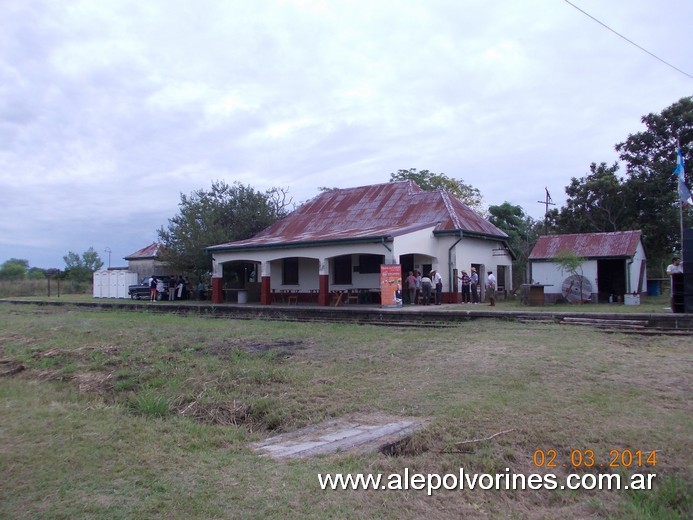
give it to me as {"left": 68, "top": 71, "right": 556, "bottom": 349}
{"left": 537, "top": 187, "right": 556, "bottom": 235}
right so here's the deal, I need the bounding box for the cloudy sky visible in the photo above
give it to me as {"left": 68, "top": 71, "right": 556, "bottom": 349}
{"left": 1, "top": 0, "right": 691, "bottom": 269}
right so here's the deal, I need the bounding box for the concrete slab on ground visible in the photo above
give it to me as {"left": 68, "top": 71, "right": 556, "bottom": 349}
{"left": 251, "top": 413, "right": 428, "bottom": 459}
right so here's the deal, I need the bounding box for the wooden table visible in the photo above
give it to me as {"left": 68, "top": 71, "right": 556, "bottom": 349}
{"left": 521, "top": 284, "right": 552, "bottom": 306}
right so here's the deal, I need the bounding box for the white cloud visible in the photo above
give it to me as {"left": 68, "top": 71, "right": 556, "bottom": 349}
{"left": 1, "top": 0, "right": 691, "bottom": 268}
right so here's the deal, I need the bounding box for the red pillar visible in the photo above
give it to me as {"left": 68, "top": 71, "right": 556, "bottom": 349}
{"left": 318, "top": 274, "right": 330, "bottom": 306}
{"left": 261, "top": 276, "right": 272, "bottom": 305}
{"left": 212, "top": 277, "right": 224, "bottom": 304}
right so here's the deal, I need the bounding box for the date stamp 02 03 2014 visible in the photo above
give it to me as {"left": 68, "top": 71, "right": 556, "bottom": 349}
{"left": 532, "top": 449, "right": 658, "bottom": 469}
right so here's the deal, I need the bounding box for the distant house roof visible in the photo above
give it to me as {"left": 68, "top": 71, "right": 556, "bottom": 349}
{"left": 208, "top": 181, "right": 508, "bottom": 252}
{"left": 529, "top": 230, "right": 643, "bottom": 260}
{"left": 124, "top": 242, "right": 162, "bottom": 260}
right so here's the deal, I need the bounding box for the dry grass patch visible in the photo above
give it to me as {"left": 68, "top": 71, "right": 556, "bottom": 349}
{"left": 0, "top": 304, "right": 690, "bottom": 519}
{"left": 176, "top": 399, "right": 252, "bottom": 425}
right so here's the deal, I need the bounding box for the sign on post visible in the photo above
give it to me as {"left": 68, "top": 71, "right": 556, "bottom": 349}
{"left": 380, "top": 264, "right": 402, "bottom": 308}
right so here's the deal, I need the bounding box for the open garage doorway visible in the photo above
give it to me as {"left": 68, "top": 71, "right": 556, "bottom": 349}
{"left": 597, "top": 259, "right": 626, "bottom": 303}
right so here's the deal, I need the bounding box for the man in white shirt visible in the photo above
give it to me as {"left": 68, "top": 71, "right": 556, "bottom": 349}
{"left": 470, "top": 267, "right": 479, "bottom": 304}
{"left": 666, "top": 256, "right": 683, "bottom": 275}
{"left": 432, "top": 270, "right": 443, "bottom": 305}
{"left": 666, "top": 256, "right": 683, "bottom": 310}
{"left": 486, "top": 271, "right": 497, "bottom": 307}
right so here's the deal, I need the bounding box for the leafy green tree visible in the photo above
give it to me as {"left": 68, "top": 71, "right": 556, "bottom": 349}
{"left": 554, "top": 249, "right": 586, "bottom": 276}
{"left": 27, "top": 267, "right": 46, "bottom": 280}
{"left": 554, "top": 250, "right": 589, "bottom": 304}
{"left": 550, "top": 97, "right": 692, "bottom": 276}
{"left": 63, "top": 247, "right": 104, "bottom": 282}
{"left": 615, "top": 96, "right": 693, "bottom": 274}
{"left": 554, "top": 162, "right": 631, "bottom": 233}
{"left": 0, "top": 258, "right": 29, "bottom": 280}
{"left": 390, "top": 168, "right": 484, "bottom": 212}
{"left": 158, "top": 181, "right": 292, "bottom": 275}
{"left": 488, "top": 203, "right": 542, "bottom": 286}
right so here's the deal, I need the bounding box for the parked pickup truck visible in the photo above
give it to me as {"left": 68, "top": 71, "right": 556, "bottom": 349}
{"left": 128, "top": 276, "right": 173, "bottom": 300}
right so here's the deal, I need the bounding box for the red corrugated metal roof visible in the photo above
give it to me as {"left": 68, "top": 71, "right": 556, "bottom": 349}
{"left": 529, "top": 230, "right": 642, "bottom": 260}
{"left": 209, "top": 181, "right": 508, "bottom": 251}
{"left": 124, "top": 242, "right": 161, "bottom": 260}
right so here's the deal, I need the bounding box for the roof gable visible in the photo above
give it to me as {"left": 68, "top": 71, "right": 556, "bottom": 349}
{"left": 209, "top": 181, "right": 507, "bottom": 250}
{"left": 124, "top": 242, "right": 162, "bottom": 260}
{"left": 529, "top": 231, "right": 643, "bottom": 260}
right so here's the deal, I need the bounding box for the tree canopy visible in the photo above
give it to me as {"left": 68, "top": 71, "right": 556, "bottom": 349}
{"left": 63, "top": 247, "right": 103, "bottom": 282}
{"left": 488, "top": 202, "right": 542, "bottom": 286}
{"left": 553, "top": 162, "right": 631, "bottom": 233}
{"left": 615, "top": 96, "right": 693, "bottom": 273}
{"left": 390, "top": 168, "right": 484, "bottom": 212}
{"left": 0, "top": 258, "right": 30, "bottom": 281}
{"left": 550, "top": 96, "right": 693, "bottom": 275}
{"left": 157, "top": 181, "right": 292, "bottom": 275}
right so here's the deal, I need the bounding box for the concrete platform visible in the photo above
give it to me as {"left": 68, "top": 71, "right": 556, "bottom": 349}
{"left": 2, "top": 299, "right": 692, "bottom": 331}
{"left": 251, "top": 413, "right": 427, "bottom": 459}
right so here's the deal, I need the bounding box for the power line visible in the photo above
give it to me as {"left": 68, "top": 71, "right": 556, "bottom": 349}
{"left": 564, "top": 0, "right": 693, "bottom": 79}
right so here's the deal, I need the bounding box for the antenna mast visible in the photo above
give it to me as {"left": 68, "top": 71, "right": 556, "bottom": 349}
{"left": 537, "top": 188, "right": 556, "bottom": 234}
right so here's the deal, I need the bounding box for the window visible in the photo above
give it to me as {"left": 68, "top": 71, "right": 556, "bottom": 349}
{"left": 333, "top": 255, "right": 352, "bottom": 285}
{"left": 282, "top": 257, "right": 299, "bottom": 285}
{"left": 422, "top": 263, "right": 432, "bottom": 277}
{"left": 358, "top": 254, "right": 384, "bottom": 274}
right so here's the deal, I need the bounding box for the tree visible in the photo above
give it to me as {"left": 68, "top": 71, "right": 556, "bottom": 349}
{"left": 27, "top": 267, "right": 46, "bottom": 280}
{"left": 554, "top": 249, "right": 588, "bottom": 304}
{"left": 615, "top": 96, "right": 693, "bottom": 274}
{"left": 0, "top": 258, "right": 29, "bottom": 280}
{"left": 550, "top": 97, "right": 692, "bottom": 276}
{"left": 266, "top": 187, "right": 294, "bottom": 217}
{"left": 63, "top": 247, "right": 104, "bottom": 282}
{"left": 390, "top": 168, "right": 484, "bottom": 212}
{"left": 158, "top": 181, "right": 292, "bottom": 275}
{"left": 554, "top": 162, "right": 631, "bottom": 233}
{"left": 488, "top": 203, "right": 542, "bottom": 286}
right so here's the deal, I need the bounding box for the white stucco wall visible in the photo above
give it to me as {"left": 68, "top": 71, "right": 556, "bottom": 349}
{"left": 531, "top": 261, "right": 598, "bottom": 294}
{"left": 392, "top": 226, "right": 438, "bottom": 260}
{"left": 628, "top": 241, "right": 648, "bottom": 293}
{"left": 451, "top": 236, "right": 514, "bottom": 292}
{"left": 530, "top": 243, "right": 647, "bottom": 300}
{"left": 211, "top": 227, "right": 512, "bottom": 293}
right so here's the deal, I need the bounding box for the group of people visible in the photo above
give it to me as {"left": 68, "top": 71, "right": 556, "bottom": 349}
{"left": 149, "top": 275, "right": 193, "bottom": 302}
{"left": 457, "top": 267, "right": 479, "bottom": 305}
{"left": 402, "top": 267, "right": 499, "bottom": 306}
{"left": 403, "top": 269, "right": 443, "bottom": 305}
{"left": 459, "top": 268, "right": 497, "bottom": 306}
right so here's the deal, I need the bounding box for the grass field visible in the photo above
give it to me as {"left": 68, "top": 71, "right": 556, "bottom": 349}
{"left": 0, "top": 303, "right": 690, "bottom": 519}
